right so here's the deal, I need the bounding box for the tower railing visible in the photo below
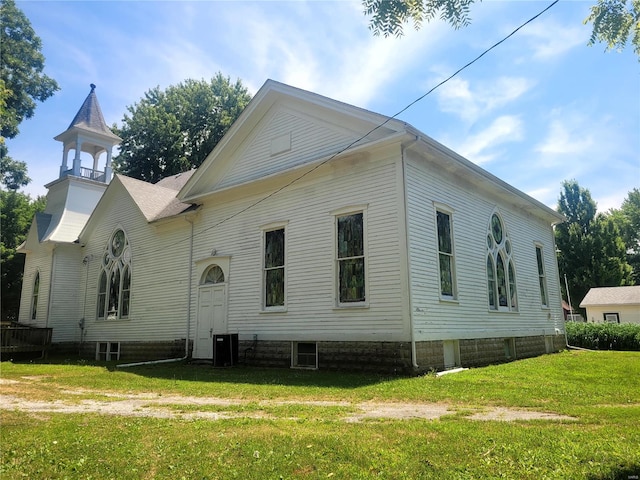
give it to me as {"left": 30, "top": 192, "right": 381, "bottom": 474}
{"left": 61, "top": 167, "right": 106, "bottom": 182}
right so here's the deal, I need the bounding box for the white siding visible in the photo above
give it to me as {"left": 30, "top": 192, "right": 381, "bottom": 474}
{"left": 192, "top": 143, "right": 410, "bottom": 342}
{"left": 404, "top": 151, "right": 563, "bottom": 340}
{"left": 47, "top": 244, "right": 83, "bottom": 342}
{"left": 585, "top": 305, "right": 640, "bottom": 324}
{"left": 19, "top": 243, "right": 83, "bottom": 342}
{"left": 215, "top": 108, "right": 359, "bottom": 190}
{"left": 18, "top": 245, "right": 53, "bottom": 328}
{"left": 78, "top": 184, "right": 192, "bottom": 344}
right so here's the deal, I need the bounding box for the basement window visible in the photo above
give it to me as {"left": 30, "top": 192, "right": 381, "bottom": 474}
{"left": 292, "top": 342, "right": 317, "bottom": 369}
{"left": 96, "top": 342, "right": 120, "bottom": 361}
{"left": 504, "top": 338, "right": 516, "bottom": 360}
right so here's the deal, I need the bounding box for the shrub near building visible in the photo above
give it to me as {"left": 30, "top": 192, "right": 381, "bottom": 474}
{"left": 566, "top": 322, "right": 640, "bottom": 351}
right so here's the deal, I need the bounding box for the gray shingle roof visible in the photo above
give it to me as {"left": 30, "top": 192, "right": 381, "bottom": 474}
{"left": 117, "top": 172, "right": 195, "bottom": 222}
{"left": 580, "top": 286, "right": 640, "bottom": 307}
{"left": 66, "top": 84, "right": 120, "bottom": 140}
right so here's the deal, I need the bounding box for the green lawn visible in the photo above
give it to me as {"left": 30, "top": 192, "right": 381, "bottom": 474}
{"left": 1, "top": 350, "right": 639, "bottom": 479}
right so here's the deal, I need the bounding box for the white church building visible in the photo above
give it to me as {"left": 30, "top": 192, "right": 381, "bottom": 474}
{"left": 18, "top": 81, "right": 566, "bottom": 372}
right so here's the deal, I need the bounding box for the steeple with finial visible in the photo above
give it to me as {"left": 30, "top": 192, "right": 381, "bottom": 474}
{"left": 54, "top": 84, "right": 121, "bottom": 183}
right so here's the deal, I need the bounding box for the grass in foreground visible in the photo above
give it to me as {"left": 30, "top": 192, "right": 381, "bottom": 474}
{"left": 1, "top": 350, "right": 639, "bottom": 479}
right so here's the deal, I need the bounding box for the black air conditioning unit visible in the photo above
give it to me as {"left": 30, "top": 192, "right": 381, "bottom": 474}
{"left": 213, "top": 334, "right": 238, "bottom": 367}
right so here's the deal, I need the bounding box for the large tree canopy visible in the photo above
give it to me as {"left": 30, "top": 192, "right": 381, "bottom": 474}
{"left": 609, "top": 188, "right": 640, "bottom": 283}
{"left": 0, "top": 0, "right": 59, "bottom": 141}
{"left": 555, "top": 180, "right": 633, "bottom": 313}
{"left": 113, "top": 74, "right": 252, "bottom": 183}
{"left": 363, "top": 0, "right": 639, "bottom": 59}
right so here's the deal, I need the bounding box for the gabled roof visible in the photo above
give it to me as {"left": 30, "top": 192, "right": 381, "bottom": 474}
{"left": 580, "top": 286, "right": 640, "bottom": 307}
{"left": 118, "top": 173, "right": 195, "bottom": 222}
{"left": 178, "top": 79, "right": 405, "bottom": 201}
{"left": 177, "top": 79, "right": 563, "bottom": 225}
{"left": 78, "top": 171, "right": 197, "bottom": 243}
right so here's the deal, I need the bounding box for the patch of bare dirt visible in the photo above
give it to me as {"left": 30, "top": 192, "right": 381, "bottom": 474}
{"left": 0, "top": 378, "right": 576, "bottom": 423}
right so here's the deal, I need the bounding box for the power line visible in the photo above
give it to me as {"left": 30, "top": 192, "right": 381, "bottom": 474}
{"left": 137, "top": 0, "right": 559, "bottom": 259}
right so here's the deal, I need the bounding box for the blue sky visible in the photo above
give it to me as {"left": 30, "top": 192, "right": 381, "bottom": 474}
{"left": 9, "top": 0, "right": 639, "bottom": 212}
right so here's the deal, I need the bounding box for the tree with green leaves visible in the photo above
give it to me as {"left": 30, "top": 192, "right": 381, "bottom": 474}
{"left": 113, "top": 74, "right": 252, "bottom": 183}
{"left": 1, "top": 189, "right": 46, "bottom": 321}
{"left": 555, "top": 180, "right": 633, "bottom": 313}
{"left": 0, "top": 0, "right": 59, "bottom": 142}
{"left": 609, "top": 188, "right": 640, "bottom": 283}
{"left": 363, "top": 0, "right": 639, "bottom": 59}
{"left": 1, "top": 144, "right": 30, "bottom": 190}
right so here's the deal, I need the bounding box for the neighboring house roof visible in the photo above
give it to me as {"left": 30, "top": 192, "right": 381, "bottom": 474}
{"left": 580, "top": 286, "right": 640, "bottom": 307}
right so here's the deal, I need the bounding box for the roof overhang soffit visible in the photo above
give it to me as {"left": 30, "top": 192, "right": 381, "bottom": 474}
{"left": 407, "top": 133, "right": 565, "bottom": 225}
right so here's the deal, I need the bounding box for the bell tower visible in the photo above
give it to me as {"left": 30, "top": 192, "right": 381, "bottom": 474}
{"left": 54, "top": 84, "right": 121, "bottom": 183}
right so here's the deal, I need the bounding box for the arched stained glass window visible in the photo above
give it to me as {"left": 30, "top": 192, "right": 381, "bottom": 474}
{"left": 486, "top": 257, "right": 496, "bottom": 309}
{"left": 97, "top": 229, "right": 131, "bottom": 320}
{"left": 486, "top": 211, "right": 518, "bottom": 311}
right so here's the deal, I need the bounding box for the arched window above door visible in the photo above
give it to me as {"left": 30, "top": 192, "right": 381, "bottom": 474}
{"left": 202, "top": 265, "right": 224, "bottom": 284}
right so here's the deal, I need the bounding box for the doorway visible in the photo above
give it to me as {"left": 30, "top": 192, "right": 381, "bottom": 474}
{"left": 194, "top": 265, "right": 227, "bottom": 359}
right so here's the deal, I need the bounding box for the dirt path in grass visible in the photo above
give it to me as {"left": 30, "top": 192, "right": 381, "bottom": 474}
{"left": 0, "top": 377, "right": 576, "bottom": 423}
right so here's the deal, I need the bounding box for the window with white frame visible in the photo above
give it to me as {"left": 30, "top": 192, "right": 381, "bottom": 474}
{"left": 535, "top": 245, "right": 549, "bottom": 307}
{"left": 97, "top": 229, "right": 131, "bottom": 320}
{"left": 264, "top": 227, "right": 285, "bottom": 308}
{"left": 486, "top": 212, "right": 518, "bottom": 311}
{"left": 31, "top": 271, "right": 40, "bottom": 320}
{"left": 96, "top": 342, "right": 120, "bottom": 361}
{"left": 336, "top": 211, "right": 365, "bottom": 304}
{"left": 436, "top": 209, "right": 456, "bottom": 299}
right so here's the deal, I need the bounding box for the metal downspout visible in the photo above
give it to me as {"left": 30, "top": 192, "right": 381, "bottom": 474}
{"left": 401, "top": 137, "right": 419, "bottom": 369}
{"left": 117, "top": 215, "right": 195, "bottom": 369}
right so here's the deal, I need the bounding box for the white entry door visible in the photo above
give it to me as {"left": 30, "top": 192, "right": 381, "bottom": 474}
{"left": 195, "top": 284, "right": 227, "bottom": 359}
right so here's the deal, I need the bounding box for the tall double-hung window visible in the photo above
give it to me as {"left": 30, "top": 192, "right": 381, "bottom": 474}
{"left": 486, "top": 212, "right": 518, "bottom": 311}
{"left": 31, "top": 271, "right": 40, "bottom": 320}
{"left": 336, "top": 210, "right": 366, "bottom": 305}
{"left": 263, "top": 226, "right": 286, "bottom": 309}
{"left": 536, "top": 245, "right": 549, "bottom": 307}
{"left": 436, "top": 209, "right": 456, "bottom": 299}
{"left": 97, "top": 229, "right": 131, "bottom": 320}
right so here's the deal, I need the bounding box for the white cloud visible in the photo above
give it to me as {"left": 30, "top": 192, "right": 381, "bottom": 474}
{"left": 435, "top": 76, "right": 534, "bottom": 123}
{"left": 457, "top": 115, "right": 524, "bottom": 164}
{"left": 536, "top": 119, "right": 595, "bottom": 156}
{"left": 518, "top": 19, "right": 588, "bottom": 61}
